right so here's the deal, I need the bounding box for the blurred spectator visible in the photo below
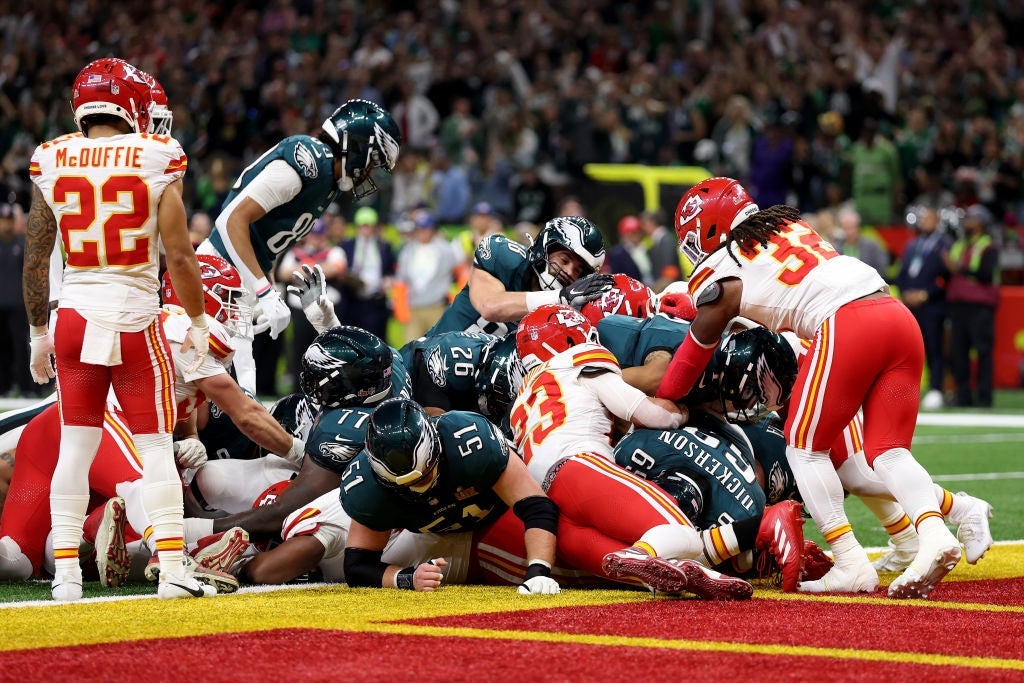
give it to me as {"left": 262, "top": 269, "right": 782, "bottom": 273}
{"left": 896, "top": 207, "right": 952, "bottom": 410}
{"left": 390, "top": 150, "right": 431, "bottom": 222}
{"left": 641, "top": 208, "right": 681, "bottom": 292}
{"left": 439, "top": 96, "right": 481, "bottom": 165}
{"left": 555, "top": 196, "right": 587, "bottom": 218}
{"left": 188, "top": 211, "right": 213, "bottom": 248}
{"left": 391, "top": 77, "right": 439, "bottom": 154}
{"left": 848, "top": 117, "right": 901, "bottom": 226}
{"left": 747, "top": 115, "right": 794, "bottom": 209}
{"left": 834, "top": 207, "right": 890, "bottom": 280}
{"left": 711, "top": 95, "right": 758, "bottom": 180}
{"left": 512, "top": 163, "right": 554, "bottom": 225}
{"left": 431, "top": 149, "right": 472, "bottom": 224}
{"left": 0, "top": 201, "right": 32, "bottom": 396}
{"left": 277, "top": 218, "right": 347, "bottom": 387}
{"left": 395, "top": 209, "right": 458, "bottom": 343}
{"left": 944, "top": 204, "right": 1000, "bottom": 407}
{"left": 605, "top": 215, "right": 652, "bottom": 286}
{"left": 338, "top": 206, "right": 395, "bottom": 341}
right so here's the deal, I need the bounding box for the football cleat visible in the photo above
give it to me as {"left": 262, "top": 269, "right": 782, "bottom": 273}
{"left": 602, "top": 547, "right": 688, "bottom": 592}
{"left": 51, "top": 572, "right": 84, "bottom": 602}
{"left": 888, "top": 539, "right": 961, "bottom": 600}
{"left": 146, "top": 553, "right": 240, "bottom": 594}
{"left": 871, "top": 538, "right": 918, "bottom": 572}
{"left": 799, "top": 561, "right": 878, "bottom": 594}
{"left": 95, "top": 496, "right": 130, "bottom": 588}
{"left": 664, "top": 559, "right": 754, "bottom": 600}
{"left": 755, "top": 500, "right": 805, "bottom": 592}
{"left": 193, "top": 527, "right": 251, "bottom": 575}
{"left": 157, "top": 576, "right": 216, "bottom": 600}
{"left": 952, "top": 493, "right": 993, "bottom": 565}
{"left": 800, "top": 540, "right": 834, "bottom": 582}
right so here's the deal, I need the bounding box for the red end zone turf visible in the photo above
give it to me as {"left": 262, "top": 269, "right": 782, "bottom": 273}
{"left": 3, "top": 629, "right": 1023, "bottom": 683}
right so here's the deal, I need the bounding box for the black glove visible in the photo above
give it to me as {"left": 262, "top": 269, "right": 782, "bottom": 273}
{"left": 559, "top": 273, "right": 614, "bottom": 309}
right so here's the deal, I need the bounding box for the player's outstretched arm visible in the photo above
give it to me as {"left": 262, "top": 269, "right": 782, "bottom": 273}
{"left": 343, "top": 521, "right": 446, "bottom": 591}
{"left": 23, "top": 185, "right": 56, "bottom": 329}
{"left": 242, "top": 535, "right": 326, "bottom": 585}
{"left": 468, "top": 267, "right": 532, "bottom": 322}
{"left": 211, "top": 457, "right": 340, "bottom": 537}
{"left": 160, "top": 180, "right": 209, "bottom": 371}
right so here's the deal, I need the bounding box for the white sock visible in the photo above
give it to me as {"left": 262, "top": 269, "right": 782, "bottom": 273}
{"left": 184, "top": 517, "right": 216, "bottom": 550}
{"left": 635, "top": 523, "right": 702, "bottom": 560}
{"left": 50, "top": 425, "right": 103, "bottom": 576}
{"left": 871, "top": 448, "right": 949, "bottom": 541}
{"left": 135, "top": 433, "right": 186, "bottom": 580}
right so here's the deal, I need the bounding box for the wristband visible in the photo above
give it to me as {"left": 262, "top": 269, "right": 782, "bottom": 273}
{"left": 29, "top": 325, "right": 49, "bottom": 338}
{"left": 523, "top": 560, "right": 552, "bottom": 582}
{"left": 395, "top": 566, "right": 417, "bottom": 590}
{"left": 254, "top": 277, "right": 273, "bottom": 298}
{"left": 525, "top": 289, "right": 559, "bottom": 312}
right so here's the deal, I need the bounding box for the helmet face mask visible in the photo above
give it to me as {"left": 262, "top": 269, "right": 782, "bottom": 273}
{"left": 72, "top": 58, "right": 152, "bottom": 135}
{"left": 529, "top": 217, "right": 606, "bottom": 291}
{"left": 717, "top": 328, "right": 797, "bottom": 424}
{"left": 160, "top": 255, "right": 251, "bottom": 337}
{"left": 365, "top": 398, "right": 441, "bottom": 499}
{"left": 321, "top": 99, "right": 401, "bottom": 199}
{"left": 475, "top": 335, "right": 525, "bottom": 419}
{"left": 140, "top": 71, "right": 172, "bottom": 135}
{"left": 516, "top": 304, "right": 598, "bottom": 370}
{"left": 675, "top": 177, "right": 759, "bottom": 265}
{"left": 299, "top": 326, "right": 393, "bottom": 409}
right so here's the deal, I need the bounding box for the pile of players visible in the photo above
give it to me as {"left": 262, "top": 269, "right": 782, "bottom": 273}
{"left": 0, "top": 56, "right": 995, "bottom": 602}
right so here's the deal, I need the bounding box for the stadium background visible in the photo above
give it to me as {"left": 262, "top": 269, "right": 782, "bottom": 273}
{"left": 1, "top": 2, "right": 1023, "bottom": 678}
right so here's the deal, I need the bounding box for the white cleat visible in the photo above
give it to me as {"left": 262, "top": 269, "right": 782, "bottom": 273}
{"left": 51, "top": 573, "right": 84, "bottom": 602}
{"left": 872, "top": 538, "right": 919, "bottom": 572}
{"left": 799, "top": 561, "right": 878, "bottom": 594}
{"left": 888, "top": 540, "right": 961, "bottom": 599}
{"left": 157, "top": 575, "right": 217, "bottom": 600}
{"left": 953, "top": 493, "right": 993, "bottom": 565}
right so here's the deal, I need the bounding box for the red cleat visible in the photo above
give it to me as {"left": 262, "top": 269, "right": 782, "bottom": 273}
{"left": 95, "top": 496, "right": 130, "bottom": 588}
{"left": 800, "top": 540, "right": 834, "bottom": 582}
{"left": 755, "top": 500, "right": 806, "bottom": 592}
{"left": 193, "top": 527, "right": 250, "bottom": 574}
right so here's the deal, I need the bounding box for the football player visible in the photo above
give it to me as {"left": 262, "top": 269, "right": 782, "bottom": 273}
{"left": 197, "top": 99, "right": 400, "bottom": 392}
{"left": 25, "top": 57, "right": 211, "bottom": 601}
{"left": 205, "top": 326, "right": 411, "bottom": 542}
{"left": 510, "top": 304, "right": 752, "bottom": 599}
{"left": 424, "top": 216, "right": 615, "bottom": 338}
{"left": 341, "top": 398, "right": 560, "bottom": 595}
{"left": 660, "top": 177, "right": 962, "bottom": 598}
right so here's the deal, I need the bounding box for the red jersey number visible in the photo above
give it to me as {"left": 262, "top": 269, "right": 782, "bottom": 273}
{"left": 744, "top": 223, "right": 837, "bottom": 286}
{"left": 53, "top": 174, "right": 152, "bottom": 268}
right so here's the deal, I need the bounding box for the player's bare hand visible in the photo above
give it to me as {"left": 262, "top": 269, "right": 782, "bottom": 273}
{"left": 415, "top": 557, "right": 447, "bottom": 591}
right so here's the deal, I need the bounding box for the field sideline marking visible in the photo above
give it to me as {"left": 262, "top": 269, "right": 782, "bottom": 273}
{"left": 930, "top": 471, "right": 1024, "bottom": 482}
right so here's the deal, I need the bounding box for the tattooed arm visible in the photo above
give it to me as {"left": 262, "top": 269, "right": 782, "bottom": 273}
{"left": 23, "top": 184, "right": 56, "bottom": 328}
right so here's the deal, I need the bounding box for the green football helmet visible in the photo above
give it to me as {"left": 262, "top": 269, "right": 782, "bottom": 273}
{"left": 528, "top": 216, "right": 606, "bottom": 290}
{"left": 475, "top": 334, "right": 525, "bottom": 420}
{"left": 299, "top": 326, "right": 393, "bottom": 409}
{"left": 365, "top": 398, "right": 441, "bottom": 498}
{"left": 320, "top": 99, "right": 401, "bottom": 199}
{"left": 717, "top": 327, "right": 798, "bottom": 424}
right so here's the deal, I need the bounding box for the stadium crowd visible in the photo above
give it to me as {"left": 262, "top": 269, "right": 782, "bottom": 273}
{"left": 0, "top": 1, "right": 1007, "bottom": 601}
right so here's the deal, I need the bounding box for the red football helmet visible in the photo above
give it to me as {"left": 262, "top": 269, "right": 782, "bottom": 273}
{"left": 140, "top": 71, "right": 172, "bottom": 135}
{"left": 675, "top": 177, "right": 759, "bottom": 265}
{"left": 580, "top": 273, "right": 655, "bottom": 326}
{"left": 71, "top": 58, "right": 152, "bottom": 134}
{"left": 161, "top": 254, "right": 252, "bottom": 337}
{"left": 516, "top": 304, "right": 598, "bottom": 370}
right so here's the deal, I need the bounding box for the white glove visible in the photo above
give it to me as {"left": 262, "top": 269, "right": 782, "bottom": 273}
{"left": 173, "top": 437, "right": 208, "bottom": 469}
{"left": 287, "top": 264, "right": 340, "bottom": 334}
{"left": 252, "top": 286, "right": 291, "bottom": 339}
{"left": 284, "top": 436, "right": 305, "bottom": 467}
{"left": 184, "top": 316, "right": 210, "bottom": 374}
{"left": 28, "top": 326, "right": 56, "bottom": 384}
{"left": 517, "top": 561, "right": 561, "bottom": 595}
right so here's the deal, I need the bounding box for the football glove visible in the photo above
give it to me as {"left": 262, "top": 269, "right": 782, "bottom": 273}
{"left": 658, "top": 292, "right": 698, "bottom": 320}
{"left": 517, "top": 561, "right": 560, "bottom": 595}
{"left": 184, "top": 316, "right": 210, "bottom": 374}
{"left": 173, "top": 437, "right": 208, "bottom": 469}
{"left": 559, "top": 273, "right": 614, "bottom": 309}
{"left": 28, "top": 326, "right": 56, "bottom": 384}
{"left": 252, "top": 286, "right": 291, "bottom": 339}
{"left": 287, "top": 263, "right": 340, "bottom": 334}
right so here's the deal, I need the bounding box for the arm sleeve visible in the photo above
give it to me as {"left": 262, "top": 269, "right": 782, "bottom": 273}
{"left": 237, "top": 159, "right": 303, "bottom": 213}
{"left": 655, "top": 331, "right": 718, "bottom": 401}
{"left": 581, "top": 371, "right": 648, "bottom": 421}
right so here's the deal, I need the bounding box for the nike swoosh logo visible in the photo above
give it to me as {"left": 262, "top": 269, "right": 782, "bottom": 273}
{"left": 167, "top": 581, "right": 206, "bottom": 597}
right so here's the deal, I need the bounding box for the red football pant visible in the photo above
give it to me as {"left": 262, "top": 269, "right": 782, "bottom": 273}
{"left": 0, "top": 404, "right": 143, "bottom": 574}
{"left": 786, "top": 297, "right": 924, "bottom": 464}
{"left": 55, "top": 309, "right": 176, "bottom": 434}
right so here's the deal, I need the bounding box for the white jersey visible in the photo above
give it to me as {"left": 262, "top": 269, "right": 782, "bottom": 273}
{"left": 30, "top": 132, "right": 188, "bottom": 328}
{"left": 687, "top": 221, "right": 886, "bottom": 340}
{"left": 159, "top": 305, "right": 235, "bottom": 422}
{"left": 184, "top": 454, "right": 298, "bottom": 519}
{"left": 510, "top": 342, "right": 622, "bottom": 484}
{"left": 281, "top": 490, "right": 352, "bottom": 583}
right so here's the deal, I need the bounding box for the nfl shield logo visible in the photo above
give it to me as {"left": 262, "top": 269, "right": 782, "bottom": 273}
{"left": 110, "top": 83, "right": 119, "bottom": 95}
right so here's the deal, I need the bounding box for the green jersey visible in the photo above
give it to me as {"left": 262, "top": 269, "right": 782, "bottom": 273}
{"left": 400, "top": 331, "right": 498, "bottom": 413}
{"left": 741, "top": 414, "right": 800, "bottom": 506}
{"left": 339, "top": 411, "right": 510, "bottom": 533}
